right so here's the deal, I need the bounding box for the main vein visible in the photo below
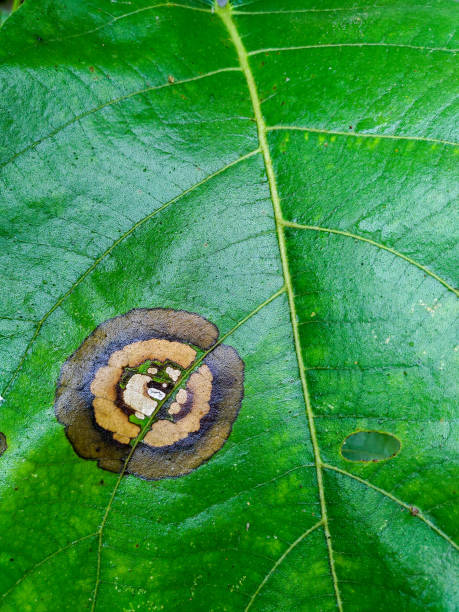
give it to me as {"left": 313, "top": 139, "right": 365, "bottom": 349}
{"left": 217, "top": 5, "right": 343, "bottom": 610}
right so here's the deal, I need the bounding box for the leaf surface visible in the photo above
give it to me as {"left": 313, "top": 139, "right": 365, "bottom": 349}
{"left": 0, "top": 1, "right": 458, "bottom": 610}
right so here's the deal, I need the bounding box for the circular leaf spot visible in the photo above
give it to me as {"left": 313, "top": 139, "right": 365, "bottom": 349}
{"left": 341, "top": 430, "right": 401, "bottom": 462}
{"left": 54, "top": 309, "right": 244, "bottom": 480}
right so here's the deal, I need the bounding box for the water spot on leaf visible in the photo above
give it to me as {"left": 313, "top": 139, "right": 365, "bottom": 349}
{"left": 341, "top": 430, "right": 401, "bottom": 462}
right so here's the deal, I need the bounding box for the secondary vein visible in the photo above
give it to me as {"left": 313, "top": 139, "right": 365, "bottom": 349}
{"left": 323, "top": 463, "right": 459, "bottom": 552}
{"left": 248, "top": 42, "right": 457, "bottom": 55}
{"left": 0, "top": 67, "right": 242, "bottom": 170}
{"left": 1, "top": 148, "right": 261, "bottom": 398}
{"left": 267, "top": 125, "right": 459, "bottom": 148}
{"left": 245, "top": 519, "right": 325, "bottom": 611}
{"left": 282, "top": 221, "right": 458, "bottom": 296}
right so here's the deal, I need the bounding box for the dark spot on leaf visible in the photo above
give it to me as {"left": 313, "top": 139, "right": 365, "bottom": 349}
{"left": 0, "top": 432, "right": 7, "bottom": 457}
{"left": 55, "top": 309, "right": 244, "bottom": 481}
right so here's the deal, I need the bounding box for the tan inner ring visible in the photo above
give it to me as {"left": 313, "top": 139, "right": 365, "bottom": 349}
{"left": 90, "top": 338, "right": 212, "bottom": 447}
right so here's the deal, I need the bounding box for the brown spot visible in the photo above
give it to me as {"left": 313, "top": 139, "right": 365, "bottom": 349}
{"left": 0, "top": 432, "right": 7, "bottom": 457}
{"left": 409, "top": 506, "right": 419, "bottom": 516}
{"left": 168, "top": 75, "right": 175, "bottom": 83}
{"left": 90, "top": 366, "right": 122, "bottom": 401}
{"left": 54, "top": 309, "right": 242, "bottom": 480}
{"left": 128, "top": 344, "right": 244, "bottom": 480}
{"left": 108, "top": 350, "right": 129, "bottom": 368}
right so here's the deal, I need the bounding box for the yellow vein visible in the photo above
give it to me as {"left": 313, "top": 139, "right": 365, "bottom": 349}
{"left": 245, "top": 519, "right": 324, "bottom": 611}
{"left": 282, "top": 220, "right": 458, "bottom": 296}
{"left": 248, "top": 42, "right": 457, "bottom": 55}
{"left": 1, "top": 147, "right": 261, "bottom": 398}
{"left": 323, "top": 464, "right": 459, "bottom": 552}
{"left": 216, "top": 5, "right": 343, "bottom": 610}
{"left": 89, "top": 285, "right": 286, "bottom": 610}
{"left": 1, "top": 532, "right": 98, "bottom": 602}
{"left": 0, "top": 67, "right": 242, "bottom": 170}
{"left": 267, "top": 125, "right": 459, "bottom": 148}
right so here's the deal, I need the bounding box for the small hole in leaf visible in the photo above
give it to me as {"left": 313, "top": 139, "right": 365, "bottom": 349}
{"left": 341, "top": 430, "right": 400, "bottom": 462}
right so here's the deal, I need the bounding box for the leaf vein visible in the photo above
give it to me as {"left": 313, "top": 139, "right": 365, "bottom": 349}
{"left": 323, "top": 463, "right": 459, "bottom": 551}
{"left": 267, "top": 125, "right": 459, "bottom": 147}
{"left": 0, "top": 532, "right": 98, "bottom": 602}
{"left": 248, "top": 42, "right": 457, "bottom": 55}
{"left": 89, "top": 286, "right": 286, "bottom": 610}
{"left": 217, "top": 5, "right": 343, "bottom": 610}
{"left": 0, "top": 67, "right": 242, "bottom": 170}
{"left": 282, "top": 220, "right": 458, "bottom": 296}
{"left": 244, "top": 520, "right": 324, "bottom": 611}
{"left": 1, "top": 148, "right": 261, "bottom": 397}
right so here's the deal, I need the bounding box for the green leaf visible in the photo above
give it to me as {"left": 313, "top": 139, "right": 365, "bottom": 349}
{"left": 1, "top": 0, "right": 458, "bottom": 610}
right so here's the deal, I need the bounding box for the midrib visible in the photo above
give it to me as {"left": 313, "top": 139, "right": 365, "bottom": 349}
{"left": 216, "top": 5, "right": 343, "bottom": 610}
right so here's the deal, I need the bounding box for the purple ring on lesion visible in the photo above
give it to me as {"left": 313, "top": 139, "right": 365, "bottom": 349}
{"left": 54, "top": 308, "right": 244, "bottom": 480}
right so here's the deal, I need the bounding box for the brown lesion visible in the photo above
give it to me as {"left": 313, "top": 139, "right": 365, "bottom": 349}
{"left": 0, "top": 432, "right": 7, "bottom": 457}
{"left": 128, "top": 344, "right": 244, "bottom": 480}
{"left": 88, "top": 338, "right": 196, "bottom": 445}
{"left": 54, "top": 308, "right": 244, "bottom": 480}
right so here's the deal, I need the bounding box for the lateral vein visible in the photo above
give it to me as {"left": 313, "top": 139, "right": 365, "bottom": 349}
{"left": 1, "top": 148, "right": 261, "bottom": 398}
{"left": 245, "top": 520, "right": 325, "bottom": 611}
{"left": 89, "top": 286, "right": 286, "bottom": 610}
{"left": 267, "top": 125, "right": 459, "bottom": 147}
{"left": 323, "top": 464, "right": 459, "bottom": 552}
{"left": 248, "top": 42, "right": 457, "bottom": 55}
{"left": 1, "top": 532, "right": 98, "bottom": 602}
{"left": 282, "top": 221, "right": 458, "bottom": 296}
{"left": 0, "top": 67, "right": 242, "bottom": 170}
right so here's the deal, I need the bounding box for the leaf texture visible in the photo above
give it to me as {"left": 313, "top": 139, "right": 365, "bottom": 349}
{"left": 0, "top": 1, "right": 458, "bottom": 610}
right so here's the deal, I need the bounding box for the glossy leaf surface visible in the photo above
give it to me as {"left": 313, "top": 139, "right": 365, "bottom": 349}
{"left": 0, "top": 1, "right": 458, "bottom": 610}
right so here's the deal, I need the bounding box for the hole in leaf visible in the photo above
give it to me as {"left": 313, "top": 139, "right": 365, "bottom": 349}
{"left": 341, "top": 430, "right": 400, "bottom": 462}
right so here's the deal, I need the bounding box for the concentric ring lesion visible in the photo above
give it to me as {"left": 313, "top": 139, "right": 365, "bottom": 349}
{"left": 54, "top": 308, "right": 244, "bottom": 480}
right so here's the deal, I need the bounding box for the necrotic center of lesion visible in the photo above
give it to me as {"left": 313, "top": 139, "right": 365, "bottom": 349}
{"left": 144, "top": 364, "right": 213, "bottom": 448}
{"left": 89, "top": 337, "right": 216, "bottom": 449}
{"left": 90, "top": 338, "right": 196, "bottom": 445}
{"left": 120, "top": 359, "right": 183, "bottom": 420}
